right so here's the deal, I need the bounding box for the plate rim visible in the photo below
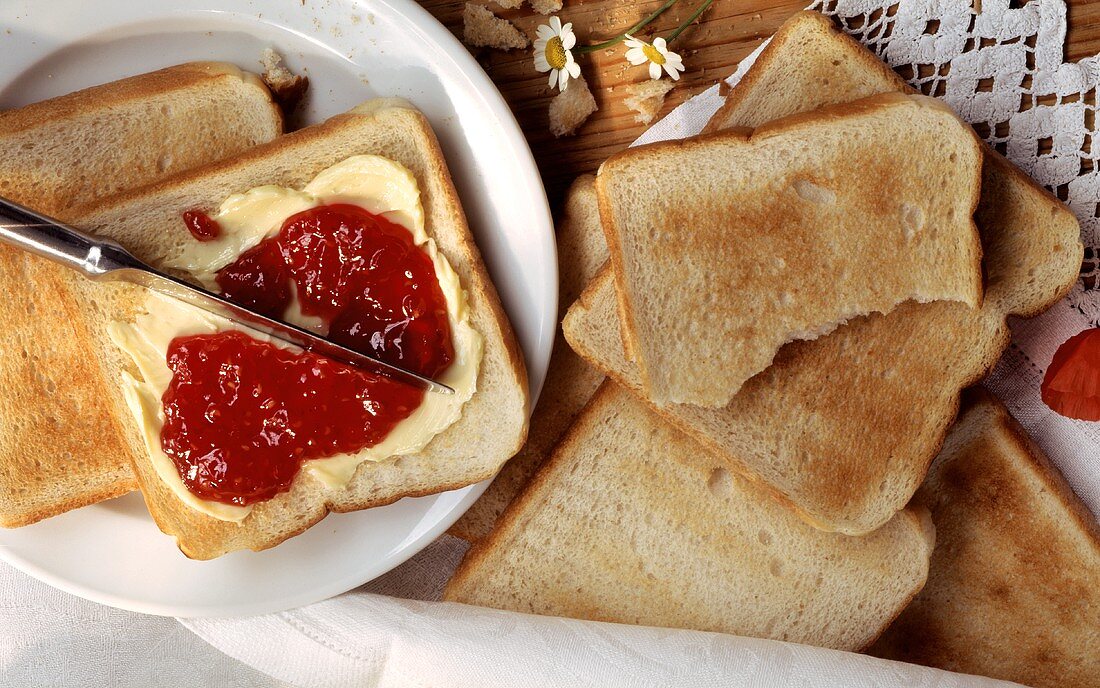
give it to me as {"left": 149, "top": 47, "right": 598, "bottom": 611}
{"left": 0, "top": 0, "right": 556, "bottom": 617}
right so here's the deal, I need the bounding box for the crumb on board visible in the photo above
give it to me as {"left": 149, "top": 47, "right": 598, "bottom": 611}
{"left": 261, "top": 47, "right": 309, "bottom": 112}
{"left": 463, "top": 3, "right": 529, "bottom": 50}
{"left": 622, "top": 79, "right": 675, "bottom": 124}
{"left": 529, "top": 0, "right": 563, "bottom": 15}
{"left": 549, "top": 75, "right": 597, "bottom": 137}
{"left": 494, "top": 0, "right": 524, "bottom": 9}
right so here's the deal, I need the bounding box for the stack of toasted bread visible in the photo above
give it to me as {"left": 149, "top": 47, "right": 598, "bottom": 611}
{"left": 446, "top": 12, "right": 1098, "bottom": 685}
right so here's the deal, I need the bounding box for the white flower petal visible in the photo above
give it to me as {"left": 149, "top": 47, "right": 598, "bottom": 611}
{"left": 567, "top": 61, "right": 581, "bottom": 78}
{"left": 665, "top": 63, "right": 681, "bottom": 80}
{"left": 534, "top": 54, "right": 550, "bottom": 72}
{"left": 665, "top": 52, "right": 684, "bottom": 68}
{"left": 625, "top": 48, "right": 647, "bottom": 65}
{"left": 653, "top": 37, "right": 667, "bottom": 52}
{"left": 548, "top": 69, "right": 559, "bottom": 89}
{"left": 549, "top": 16, "right": 562, "bottom": 33}
{"left": 558, "top": 69, "right": 570, "bottom": 91}
{"left": 561, "top": 31, "right": 576, "bottom": 50}
{"left": 624, "top": 34, "right": 643, "bottom": 48}
{"left": 649, "top": 62, "right": 662, "bottom": 80}
{"left": 536, "top": 25, "right": 555, "bottom": 40}
{"left": 533, "top": 37, "right": 548, "bottom": 52}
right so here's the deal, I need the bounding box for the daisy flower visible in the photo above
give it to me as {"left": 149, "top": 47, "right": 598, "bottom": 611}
{"left": 624, "top": 34, "right": 685, "bottom": 81}
{"left": 534, "top": 16, "right": 582, "bottom": 91}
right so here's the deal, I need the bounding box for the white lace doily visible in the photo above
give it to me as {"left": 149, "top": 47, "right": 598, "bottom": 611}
{"left": 803, "top": 0, "right": 1100, "bottom": 323}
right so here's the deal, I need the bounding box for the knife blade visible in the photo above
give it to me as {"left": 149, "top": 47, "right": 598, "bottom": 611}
{"left": 0, "top": 195, "right": 455, "bottom": 395}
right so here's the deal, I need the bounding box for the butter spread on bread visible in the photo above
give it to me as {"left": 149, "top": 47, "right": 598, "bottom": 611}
{"left": 110, "top": 156, "right": 482, "bottom": 521}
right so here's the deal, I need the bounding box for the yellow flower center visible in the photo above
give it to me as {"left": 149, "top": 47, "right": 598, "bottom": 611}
{"left": 545, "top": 36, "right": 567, "bottom": 70}
{"left": 643, "top": 43, "right": 666, "bottom": 65}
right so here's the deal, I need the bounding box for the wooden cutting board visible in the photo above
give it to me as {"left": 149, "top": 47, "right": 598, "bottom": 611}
{"left": 419, "top": 0, "right": 1100, "bottom": 208}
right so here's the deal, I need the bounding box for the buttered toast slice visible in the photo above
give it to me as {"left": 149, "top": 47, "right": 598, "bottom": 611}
{"left": 563, "top": 12, "right": 1082, "bottom": 535}
{"left": 71, "top": 100, "right": 528, "bottom": 559}
{"left": 450, "top": 175, "right": 606, "bottom": 542}
{"left": 598, "top": 92, "right": 984, "bottom": 408}
{"left": 444, "top": 382, "right": 934, "bottom": 652}
{"left": 0, "top": 63, "right": 283, "bottom": 527}
{"left": 870, "top": 390, "right": 1100, "bottom": 687}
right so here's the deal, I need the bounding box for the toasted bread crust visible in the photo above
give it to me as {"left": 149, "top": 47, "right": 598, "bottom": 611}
{"left": 0, "top": 62, "right": 282, "bottom": 138}
{"left": 703, "top": 12, "right": 907, "bottom": 136}
{"left": 0, "top": 480, "right": 136, "bottom": 529}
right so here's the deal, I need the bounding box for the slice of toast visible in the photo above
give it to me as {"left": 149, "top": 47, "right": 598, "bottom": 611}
{"left": 450, "top": 175, "right": 606, "bottom": 542}
{"left": 869, "top": 389, "right": 1100, "bottom": 687}
{"left": 71, "top": 100, "right": 529, "bottom": 559}
{"left": 598, "top": 92, "right": 985, "bottom": 407}
{"left": 444, "top": 381, "right": 935, "bottom": 652}
{"left": 704, "top": 11, "right": 1080, "bottom": 319}
{"left": 563, "top": 12, "right": 1083, "bottom": 534}
{"left": 0, "top": 63, "right": 283, "bottom": 527}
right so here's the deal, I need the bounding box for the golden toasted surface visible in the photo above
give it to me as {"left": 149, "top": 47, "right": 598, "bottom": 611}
{"left": 74, "top": 101, "right": 528, "bottom": 558}
{"left": 870, "top": 389, "right": 1100, "bottom": 687}
{"left": 598, "top": 92, "right": 984, "bottom": 408}
{"left": 0, "top": 62, "right": 283, "bottom": 527}
{"left": 565, "top": 267, "right": 1009, "bottom": 535}
{"left": 445, "top": 382, "right": 934, "bottom": 652}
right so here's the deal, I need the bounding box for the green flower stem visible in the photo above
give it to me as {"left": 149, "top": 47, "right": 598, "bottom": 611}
{"left": 575, "top": 0, "right": 680, "bottom": 54}
{"left": 667, "top": 0, "right": 714, "bottom": 43}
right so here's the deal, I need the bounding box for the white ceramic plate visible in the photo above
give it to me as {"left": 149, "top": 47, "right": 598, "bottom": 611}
{"left": 0, "top": 0, "right": 555, "bottom": 617}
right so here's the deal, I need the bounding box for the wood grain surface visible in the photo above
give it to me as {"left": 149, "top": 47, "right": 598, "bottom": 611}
{"left": 420, "top": 0, "right": 1100, "bottom": 208}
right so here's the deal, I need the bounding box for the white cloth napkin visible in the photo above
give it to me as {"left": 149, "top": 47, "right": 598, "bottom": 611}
{"left": 180, "top": 540, "right": 1018, "bottom": 688}
{"left": 0, "top": 563, "right": 289, "bottom": 687}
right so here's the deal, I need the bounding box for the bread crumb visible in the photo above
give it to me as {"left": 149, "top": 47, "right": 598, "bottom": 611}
{"left": 622, "top": 80, "right": 674, "bottom": 124}
{"left": 549, "top": 75, "right": 597, "bottom": 137}
{"left": 529, "top": 0, "right": 563, "bottom": 14}
{"left": 463, "top": 4, "right": 529, "bottom": 50}
{"left": 261, "top": 48, "right": 309, "bottom": 113}
{"left": 494, "top": 0, "right": 523, "bottom": 8}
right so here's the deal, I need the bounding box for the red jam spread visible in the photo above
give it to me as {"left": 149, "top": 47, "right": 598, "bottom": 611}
{"left": 161, "top": 203, "right": 454, "bottom": 506}
{"left": 182, "top": 209, "right": 222, "bottom": 242}
{"left": 1041, "top": 328, "right": 1100, "bottom": 421}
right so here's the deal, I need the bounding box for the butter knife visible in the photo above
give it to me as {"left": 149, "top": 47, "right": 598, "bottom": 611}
{"left": 0, "top": 196, "right": 454, "bottom": 395}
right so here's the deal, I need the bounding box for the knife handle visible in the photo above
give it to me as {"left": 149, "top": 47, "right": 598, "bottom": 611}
{"left": 0, "top": 196, "right": 147, "bottom": 279}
